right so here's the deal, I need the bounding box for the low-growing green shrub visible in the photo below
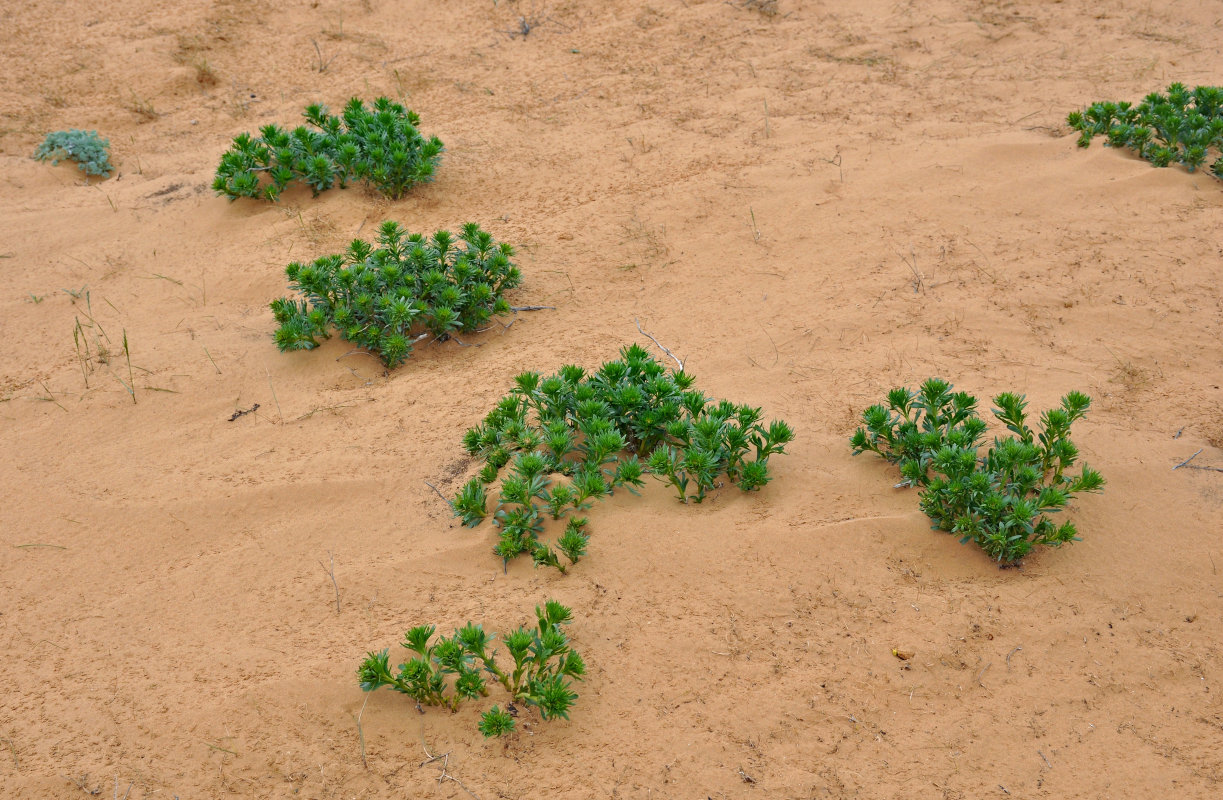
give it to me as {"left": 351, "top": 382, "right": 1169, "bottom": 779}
{"left": 851, "top": 379, "right": 1104, "bottom": 565}
{"left": 455, "top": 345, "right": 794, "bottom": 571}
{"left": 1068, "top": 83, "right": 1223, "bottom": 177}
{"left": 213, "top": 97, "right": 443, "bottom": 201}
{"left": 358, "top": 599, "right": 584, "bottom": 737}
{"left": 271, "top": 221, "right": 520, "bottom": 367}
{"left": 34, "top": 130, "right": 113, "bottom": 177}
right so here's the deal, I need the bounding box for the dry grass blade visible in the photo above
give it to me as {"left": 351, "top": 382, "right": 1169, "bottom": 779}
{"left": 633, "top": 318, "right": 685, "bottom": 370}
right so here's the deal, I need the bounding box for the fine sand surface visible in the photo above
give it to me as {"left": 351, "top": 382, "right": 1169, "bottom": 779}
{"left": 2, "top": 0, "right": 1222, "bottom": 797}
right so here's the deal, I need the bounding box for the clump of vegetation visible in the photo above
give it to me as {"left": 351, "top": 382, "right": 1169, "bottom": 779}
{"left": 358, "top": 600, "right": 585, "bottom": 738}
{"left": 455, "top": 345, "right": 794, "bottom": 571}
{"left": 1068, "top": 83, "right": 1223, "bottom": 177}
{"left": 213, "top": 97, "right": 443, "bottom": 201}
{"left": 851, "top": 379, "right": 1105, "bottom": 565}
{"left": 271, "top": 221, "right": 520, "bottom": 367}
{"left": 741, "top": 0, "right": 779, "bottom": 15}
{"left": 34, "top": 130, "right": 113, "bottom": 177}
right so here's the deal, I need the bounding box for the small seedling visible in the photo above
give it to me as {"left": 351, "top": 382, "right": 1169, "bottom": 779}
{"left": 34, "top": 131, "right": 113, "bottom": 177}
{"left": 358, "top": 599, "right": 585, "bottom": 737}
{"left": 455, "top": 345, "right": 794, "bottom": 571}
{"left": 852, "top": 379, "right": 1105, "bottom": 564}
{"left": 214, "top": 97, "right": 443, "bottom": 201}
{"left": 1068, "top": 83, "right": 1223, "bottom": 178}
{"left": 271, "top": 222, "right": 520, "bottom": 367}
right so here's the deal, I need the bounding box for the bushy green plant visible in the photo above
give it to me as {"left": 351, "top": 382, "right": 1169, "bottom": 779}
{"left": 852, "top": 379, "right": 1104, "bottom": 564}
{"left": 271, "top": 221, "right": 520, "bottom": 367}
{"left": 34, "top": 130, "right": 113, "bottom": 177}
{"left": 357, "top": 600, "right": 585, "bottom": 737}
{"left": 455, "top": 345, "right": 794, "bottom": 571}
{"left": 213, "top": 97, "right": 443, "bottom": 201}
{"left": 1068, "top": 83, "right": 1223, "bottom": 177}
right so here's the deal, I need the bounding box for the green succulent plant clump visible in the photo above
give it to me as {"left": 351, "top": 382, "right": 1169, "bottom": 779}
{"left": 214, "top": 97, "right": 443, "bottom": 201}
{"left": 271, "top": 221, "right": 520, "bottom": 367}
{"left": 358, "top": 600, "right": 585, "bottom": 737}
{"left": 1068, "top": 83, "right": 1223, "bottom": 177}
{"left": 34, "top": 130, "right": 113, "bottom": 177}
{"left": 455, "top": 345, "right": 794, "bottom": 572}
{"left": 851, "top": 379, "right": 1105, "bottom": 565}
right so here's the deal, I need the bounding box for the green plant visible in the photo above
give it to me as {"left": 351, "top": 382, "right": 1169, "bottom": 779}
{"left": 1068, "top": 83, "right": 1223, "bottom": 177}
{"left": 270, "top": 221, "right": 520, "bottom": 367}
{"left": 852, "top": 379, "right": 1105, "bottom": 564}
{"left": 357, "top": 599, "right": 585, "bottom": 737}
{"left": 213, "top": 96, "right": 443, "bottom": 201}
{"left": 849, "top": 379, "right": 988, "bottom": 488}
{"left": 455, "top": 345, "right": 794, "bottom": 571}
{"left": 34, "top": 130, "right": 113, "bottom": 177}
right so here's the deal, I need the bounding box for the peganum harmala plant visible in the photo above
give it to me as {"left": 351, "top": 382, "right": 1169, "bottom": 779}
{"left": 271, "top": 221, "right": 520, "bottom": 367}
{"left": 852, "top": 379, "right": 1104, "bottom": 565}
{"left": 213, "top": 97, "right": 443, "bottom": 201}
{"left": 454, "top": 345, "right": 794, "bottom": 572}
{"left": 1068, "top": 83, "right": 1223, "bottom": 178}
{"left": 358, "top": 600, "right": 585, "bottom": 737}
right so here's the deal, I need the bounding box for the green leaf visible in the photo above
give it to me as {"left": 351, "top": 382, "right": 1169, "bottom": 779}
{"left": 403, "top": 625, "right": 436, "bottom": 657}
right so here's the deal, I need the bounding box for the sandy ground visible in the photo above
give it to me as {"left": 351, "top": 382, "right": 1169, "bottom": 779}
{"left": 2, "top": 0, "right": 1222, "bottom": 797}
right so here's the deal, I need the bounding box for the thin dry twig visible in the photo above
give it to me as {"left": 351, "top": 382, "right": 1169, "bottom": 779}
{"left": 355, "top": 694, "right": 369, "bottom": 768}
{"left": 500, "top": 9, "right": 570, "bottom": 40}
{"left": 900, "top": 247, "right": 923, "bottom": 293}
{"left": 320, "top": 551, "right": 340, "bottom": 613}
{"left": 420, "top": 734, "right": 481, "bottom": 800}
{"left": 976, "top": 661, "right": 992, "bottom": 688}
{"left": 509, "top": 305, "right": 556, "bottom": 311}
{"left": 1173, "top": 449, "right": 1223, "bottom": 473}
{"left": 634, "top": 318, "right": 685, "bottom": 370}
{"left": 311, "top": 39, "right": 337, "bottom": 72}
{"left": 759, "top": 324, "right": 778, "bottom": 366}
{"left": 1005, "top": 646, "right": 1022, "bottom": 670}
{"left": 1038, "top": 750, "right": 1052, "bottom": 769}
{"left": 266, "top": 368, "right": 283, "bottom": 422}
{"left": 424, "top": 481, "right": 456, "bottom": 510}
{"left": 228, "top": 403, "right": 259, "bottom": 422}
{"left": 1173, "top": 449, "right": 1203, "bottom": 469}
{"left": 337, "top": 349, "right": 384, "bottom": 363}
{"left": 821, "top": 152, "right": 844, "bottom": 182}
{"left": 295, "top": 402, "right": 355, "bottom": 421}
{"left": 1, "top": 735, "right": 17, "bottom": 770}
{"left": 65, "top": 774, "right": 100, "bottom": 795}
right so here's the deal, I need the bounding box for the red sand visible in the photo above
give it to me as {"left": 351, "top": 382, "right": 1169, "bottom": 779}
{"left": 2, "top": 0, "right": 1221, "bottom": 797}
